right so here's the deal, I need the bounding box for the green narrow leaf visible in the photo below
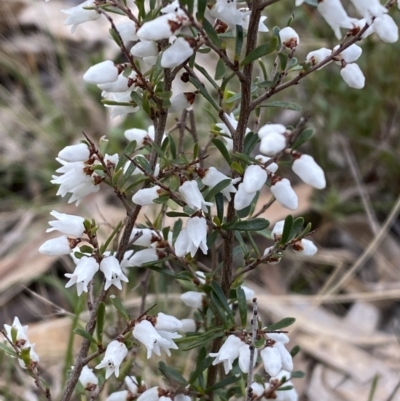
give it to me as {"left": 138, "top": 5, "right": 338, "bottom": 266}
{"left": 279, "top": 215, "right": 293, "bottom": 245}
{"left": 172, "top": 218, "right": 183, "bottom": 242}
{"left": 266, "top": 317, "right": 296, "bottom": 331}
{"left": 297, "top": 222, "right": 312, "bottom": 239}
{"left": 241, "top": 36, "right": 279, "bottom": 66}
{"left": 158, "top": 361, "right": 188, "bottom": 386}
{"left": 73, "top": 328, "right": 97, "bottom": 343}
{"left": 100, "top": 222, "right": 122, "bottom": 254}
{"left": 189, "top": 356, "right": 213, "bottom": 384}
{"left": 166, "top": 211, "right": 190, "bottom": 218}
{"left": 207, "top": 230, "right": 219, "bottom": 248}
{"left": 193, "top": 142, "right": 200, "bottom": 160}
{"left": 236, "top": 287, "right": 248, "bottom": 327}
{"left": 290, "top": 370, "right": 306, "bottom": 379}
{"left": 231, "top": 161, "right": 243, "bottom": 174}
{"left": 234, "top": 25, "right": 243, "bottom": 61}
{"left": 290, "top": 345, "right": 301, "bottom": 357}
{"left": 215, "top": 58, "right": 226, "bottom": 80}
{"left": 262, "top": 101, "right": 302, "bottom": 111}
{"left": 212, "top": 138, "right": 232, "bottom": 164}
{"left": 216, "top": 192, "right": 224, "bottom": 222}
{"left": 169, "top": 134, "right": 177, "bottom": 159}
{"left": 110, "top": 297, "right": 130, "bottom": 321}
{"left": 206, "top": 375, "right": 240, "bottom": 392}
{"left": 202, "top": 18, "right": 222, "bottom": 48}
{"left": 291, "top": 128, "right": 314, "bottom": 150}
{"left": 115, "top": 140, "right": 137, "bottom": 172}
{"left": 289, "top": 217, "right": 304, "bottom": 241}
{"left": 0, "top": 343, "right": 18, "bottom": 357}
{"left": 278, "top": 52, "right": 288, "bottom": 70}
{"left": 223, "top": 218, "right": 269, "bottom": 231}
{"left": 204, "top": 179, "right": 232, "bottom": 201}
{"left": 96, "top": 302, "right": 106, "bottom": 344}
{"left": 211, "top": 281, "right": 235, "bottom": 322}
{"left": 194, "top": 63, "right": 219, "bottom": 90}
{"left": 11, "top": 327, "right": 17, "bottom": 344}
{"left": 243, "top": 131, "right": 260, "bottom": 155}
{"left": 196, "top": 0, "right": 206, "bottom": 21}
{"left": 189, "top": 76, "right": 219, "bottom": 110}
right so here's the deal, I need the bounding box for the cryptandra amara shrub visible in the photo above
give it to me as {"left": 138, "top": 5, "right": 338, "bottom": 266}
{"left": 1, "top": 0, "right": 399, "bottom": 400}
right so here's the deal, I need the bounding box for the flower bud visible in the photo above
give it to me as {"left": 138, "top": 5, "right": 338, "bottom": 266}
{"left": 155, "top": 312, "right": 183, "bottom": 332}
{"left": 179, "top": 180, "right": 212, "bottom": 211}
{"left": 106, "top": 390, "right": 129, "bottom": 401}
{"left": 130, "top": 41, "right": 159, "bottom": 58}
{"left": 46, "top": 210, "right": 85, "bottom": 238}
{"left": 78, "top": 366, "right": 98, "bottom": 391}
{"left": 39, "top": 235, "right": 75, "bottom": 256}
{"left": 129, "top": 248, "right": 159, "bottom": 267}
{"left": 83, "top": 60, "right": 119, "bottom": 84}
{"left": 260, "top": 346, "right": 282, "bottom": 376}
{"left": 373, "top": 15, "right": 399, "bottom": 43}
{"left": 340, "top": 63, "right": 365, "bottom": 89}
{"left": 124, "top": 126, "right": 155, "bottom": 146}
{"left": 271, "top": 178, "right": 298, "bottom": 210}
{"left": 169, "top": 92, "right": 196, "bottom": 113}
{"left": 306, "top": 47, "right": 332, "bottom": 69}
{"left": 258, "top": 125, "right": 287, "bottom": 156}
{"left": 124, "top": 376, "right": 139, "bottom": 394}
{"left": 255, "top": 154, "right": 278, "bottom": 173}
{"left": 161, "top": 38, "right": 194, "bottom": 68}
{"left": 132, "top": 186, "right": 162, "bottom": 205}
{"left": 180, "top": 318, "right": 197, "bottom": 332}
{"left": 58, "top": 143, "right": 90, "bottom": 162}
{"left": 234, "top": 183, "right": 256, "bottom": 211}
{"left": 279, "top": 27, "right": 299, "bottom": 48}
{"left": 242, "top": 165, "right": 267, "bottom": 193}
{"left": 137, "top": 387, "right": 160, "bottom": 401}
{"left": 293, "top": 238, "right": 317, "bottom": 255}
{"left": 137, "top": 13, "right": 182, "bottom": 41}
{"left": 200, "top": 167, "right": 237, "bottom": 201}
{"left": 271, "top": 220, "right": 285, "bottom": 240}
{"left": 180, "top": 291, "right": 204, "bottom": 308}
{"left": 98, "top": 72, "right": 136, "bottom": 93}
{"left": 292, "top": 154, "right": 326, "bottom": 189}
{"left": 116, "top": 21, "right": 138, "bottom": 44}
{"left": 334, "top": 44, "right": 362, "bottom": 65}
{"left": 349, "top": 0, "right": 387, "bottom": 23}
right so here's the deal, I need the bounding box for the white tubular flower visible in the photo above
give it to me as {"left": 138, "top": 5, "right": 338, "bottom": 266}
{"left": 98, "top": 72, "right": 137, "bottom": 94}
{"left": 161, "top": 37, "right": 194, "bottom": 68}
{"left": 58, "top": 143, "right": 90, "bottom": 162}
{"left": 100, "top": 256, "right": 129, "bottom": 290}
{"left": 78, "top": 365, "right": 98, "bottom": 391}
{"left": 238, "top": 343, "right": 257, "bottom": 373}
{"left": 65, "top": 256, "right": 99, "bottom": 296}
{"left": 268, "top": 332, "right": 290, "bottom": 344}
{"left": 132, "top": 186, "right": 162, "bottom": 206}
{"left": 210, "top": 0, "right": 243, "bottom": 29}
{"left": 271, "top": 178, "right": 298, "bottom": 210}
{"left": 292, "top": 154, "right": 326, "bottom": 189}
{"left": 200, "top": 167, "right": 237, "bottom": 201}
{"left": 306, "top": 47, "right": 332, "bottom": 69}
{"left": 175, "top": 217, "right": 208, "bottom": 257}
{"left": 209, "top": 335, "right": 243, "bottom": 374}
{"left": 137, "top": 13, "right": 183, "bottom": 41}
{"left": 129, "top": 228, "right": 160, "bottom": 246}
{"left": 293, "top": 238, "right": 318, "bottom": 255}
{"left": 349, "top": 0, "right": 387, "bottom": 22}
{"left": 130, "top": 41, "right": 159, "bottom": 58}
{"left": 124, "top": 376, "right": 139, "bottom": 393}
{"left": 373, "top": 15, "right": 399, "bottom": 43}
{"left": 132, "top": 320, "right": 178, "bottom": 358}
{"left": 179, "top": 180, "right": 212, "bottom": 211}
{"left": 216, "top": 113, "right": 251, "bottom": 151}
{"left": 137, "top": 387, "right": 159, "bottom": 401}
{"left": 340, "top": 63, "right": 365, "bottom": 89}
{"left": 333, "top": 44, "right": 362, "bottom": 64}
{"left": 39, "top": 235, "right": 75, "bottom": 256}
{"left": 275, "top": 341, "right": 294, "bottom": 371}
{"left": 104, "top": 92, "right": 140, "bottom": 119}
{"left": 271, "top": 220, "right": 285, "bottom": 240}
{"left": 169, "top": 92, "right": 195, "bottom": 113}
{"left": 116, "top": 21, "right": 138, "bottom": 44}
{"left": 258, "top": 125, "right": 287, "bottom": 156}
{"left": 4, "top": 317, "right": 29, "bottom": 345}
{"left": 260, "top": 346, "right": 282, "bottom": 376}
{"left": 124, "top": 125, "right": 155, "bottom": 146}
{"left": 62, "top": 0, "right": 100, "bottom": 33}
{"left": 243, "top": 165, "right": 268, "bottom": 194}
{"left": 95, "top": 340, "right": 128, "bottom": 379}
{"left": 279, "top": 27, "right": 299, "bottom": 48}
{"left": 317, "top": 0, "right": 356, "bottom": 39}
{"left": 242, "top": 14, "right": 268, "bottom": 32}
{"left": 129, "top": 248, "right": 158, "bottom": 267}
{"left": 270, "top": 371, "right": 298, "bottom": 400}
{"left": 18, "top": 343, "right": 40, "bottom": 369}
{"left": 106, "top": 391, "right": 129, "bottom": 401}
{"left": 83, "top": 60, "right": 119, "bottom": 85}
{"left": 180, "top": 291, "right": 204, "bottom": 308}
{"left": 174, "top": 395, "right": 191, "bottom": 401}
{"left": 180, "top": 318, "right": 197, "bottom": 332}
{"left": 155, "top": 313, "right": 183, "bottom": 332}
{"left": 161, "top": 0, "right": 181, "bottom": 13}
{"left": 46, "top": 210, "right": 85, "bottom": 238}
{"left": 234, "top": 183, "right": 256, "bottom": 211}
{"left": 250, "top": 382, "right": 265, "bottom": 397}
{"left": 255, "top": 155, "right": 278, "bottom": 174}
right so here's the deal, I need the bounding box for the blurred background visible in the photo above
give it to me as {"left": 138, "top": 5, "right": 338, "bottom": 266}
{"left": 1, "top": 0, "right": 400, "bottom": 400}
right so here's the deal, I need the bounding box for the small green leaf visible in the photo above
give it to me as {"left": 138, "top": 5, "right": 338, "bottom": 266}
{"left": 158, "top": 361, "right": 188, "bottom": 386}
{"left": 11, "top": 326, "right": 17, "bottom": 344}
{"left": 291, "top": 128, "right": 314, "bottom": 150}
{"left": 290, "top": 345, "right": 301, "bottom": 357}
{"left": 0, "top": 342, "right": 18, "bottom": 357}
{"left": 79, "top": 245, "right": 94, "bottom": 254}
{"left": 234, "top": 25, "right": 243, "bottom": 61}
{"left": 290, "top": 370, "right": 305, "bottom": 378}
{"left": 278, "top": 52, "right": 288, "bottom": 70}
{"left": 100, "top": 222, "right": 122, "bottom": 254}
{"left": 266, "top": 317, "right": 296, "bottom": 331}
{"left": 215, "top": 58, "right": 226, "bottom": 80}
{"left": 211, "top": 281, "right": 235, "bottom": 321}
{"left": 212, "top": 138, "right": 232, "bottom": 164}
{"left": 195, "top": 63, "right": 219, "bottom": 90}
{"left": 262, "top": 101, "right": 302, "bottom": 112}
{"left": 96, "top": 302, "right": 106, "bottom": 344}
{"left": 189, "top": 76, "right": 219, "bottom": 110}
{"left": 289, "top": 217, "right": 304, "bottom": 241}
{"left": 110, "top": 297, "right": 130, "bottom": 321}
{"left": 166, "top": 211, "right": 190, "bottom": 218}
{"left": 279, "top": 215, "right": 293, "bottom": 245}
{"left": 206, "top": 375, "right": 240, "bottom": 392}
{"left": 73, "top": 328, "right": 97, "bottom": 343}
{"left": 196, "top": 0, "right": 206, "bottom": 21}
{"left": 115, "top": 140, "right": 137, "bottom": 172}
{"left": 241, "top": 36, "right": 278, "bottom": 66}
{"left": 189, "top": 356, "right": 213, "bottom": 384}
{"left": 231, "top": 161, "right": 243, "bottom": 174}
{"left": 216, "top": 192, "right": 224, "bottom": 222}
{"left": 243, "top": 131, "right": 260, "bottom": 155}
{"left": 202, "top": 18, "right": 222, "bottom": 48}
{"left": 236, "top": 287, "right": 248, "bottom": 327}
{"left": 204, "top": 179, "right": 232, "bottom": 201}
{"left": 223, "top": 218, "right": 269, "bottom": 231}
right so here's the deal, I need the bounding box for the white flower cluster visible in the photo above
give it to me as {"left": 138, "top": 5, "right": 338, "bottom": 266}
{"left": 251, "top": 370, "right": 297, "bottom": 401}
{"left": 3, "top": 317, "right": 39, "bottom": 369}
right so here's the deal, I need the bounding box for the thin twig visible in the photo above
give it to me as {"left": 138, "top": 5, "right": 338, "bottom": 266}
{"left": 246, "top": 298, "right": 258, "bottom": 401}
